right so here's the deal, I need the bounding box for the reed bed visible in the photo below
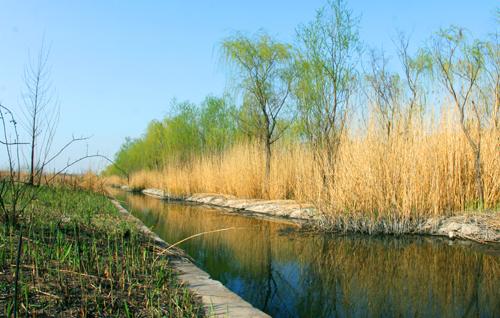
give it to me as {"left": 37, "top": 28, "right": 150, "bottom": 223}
{"left": 126, "top": 111, "right": 499, "bottom": 230}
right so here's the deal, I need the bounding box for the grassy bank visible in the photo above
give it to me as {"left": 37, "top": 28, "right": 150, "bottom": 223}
{"left": 0, "top": 186, "right": 203, "bottom": 317}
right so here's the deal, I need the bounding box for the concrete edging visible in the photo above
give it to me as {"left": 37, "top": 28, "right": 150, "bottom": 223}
{"left": 110, "top": 198, "right": 269, "bottom": 318}
{"left": 141, "top": 188, "right": 317, "bottom": 221}
{"left": 134, "top": 187, "right": 499, "bottom": 244}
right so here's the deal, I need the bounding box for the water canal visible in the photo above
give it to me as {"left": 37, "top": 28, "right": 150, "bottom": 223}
{"left": 117, "top": 192, "right": 500, "bottom": 318}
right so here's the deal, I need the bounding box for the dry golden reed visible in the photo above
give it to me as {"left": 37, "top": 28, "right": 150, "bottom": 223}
{"left": 127, "top": 109, "right": 500, "bottom": 223}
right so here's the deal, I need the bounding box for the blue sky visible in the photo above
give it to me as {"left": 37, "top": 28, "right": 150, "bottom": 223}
{"left": 0, "top": 0, "right": 497, "bottom": 171}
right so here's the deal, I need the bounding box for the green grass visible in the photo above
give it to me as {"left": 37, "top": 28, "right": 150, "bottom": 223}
{"left": 0, "top": 186, "right": 203, "bottom": 317}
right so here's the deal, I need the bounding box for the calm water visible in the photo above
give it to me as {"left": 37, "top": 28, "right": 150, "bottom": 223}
{"left": 117, "top": 192, "right": 500, "bottom": 318}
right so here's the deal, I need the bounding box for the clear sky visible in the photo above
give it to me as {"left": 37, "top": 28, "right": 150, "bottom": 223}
{"left": 0, "top": 0, "right": 497, "bottom": 171}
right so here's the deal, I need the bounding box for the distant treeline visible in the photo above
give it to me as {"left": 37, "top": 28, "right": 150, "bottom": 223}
{"left": 105, "top": 96, "right": 302, "bottom": 175}
{"left": 106, "top": 97, "right": 234, "bottom": 173}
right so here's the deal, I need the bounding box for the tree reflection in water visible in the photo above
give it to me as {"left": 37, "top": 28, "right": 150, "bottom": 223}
{"left": 119, "top": 192, "right": 500, "bottom": 318}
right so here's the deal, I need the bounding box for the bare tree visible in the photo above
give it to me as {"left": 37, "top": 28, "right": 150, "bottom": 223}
{"left": 1, "top": 102, "right": 128, "bottom": 318}
{"left": 0, "top": 101, "right": 114, "bottom": 225}
{"left": 0, "top": 103, "right": 29, "bottom": 225}
{"left": 1, "top": 44, "right": 129, "bottom": 225}
{"left": 482, "top": 31, "right": 500, "bottom": 129}
{"left": 394, "top": 32, "right": 433, "bottom": 130}
{"left": 431, "top": 26, "right": 486, "bottom": 207}
{"left": 22, "top": 43, "right": 59, "bottom": 186}
{"left": 364, "top": 49, "right": 402, "bottom": 138}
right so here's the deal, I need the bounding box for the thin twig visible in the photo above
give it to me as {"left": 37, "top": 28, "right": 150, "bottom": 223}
{"left": 153, "top": 227, "right": 245, "bottom": 263}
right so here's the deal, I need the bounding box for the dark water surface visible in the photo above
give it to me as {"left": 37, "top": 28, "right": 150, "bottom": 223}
{"left": 117, "top": 192, "right": 500, "bottom": 318}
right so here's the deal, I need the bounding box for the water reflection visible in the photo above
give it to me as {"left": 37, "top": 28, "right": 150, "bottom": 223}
{"left": 119, "top": 192, "right": 500, "bottom": 318}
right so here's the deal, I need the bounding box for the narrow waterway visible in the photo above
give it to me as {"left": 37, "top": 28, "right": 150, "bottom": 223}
{"left": 117, "top": 192, "right": 500, "bottom": 318}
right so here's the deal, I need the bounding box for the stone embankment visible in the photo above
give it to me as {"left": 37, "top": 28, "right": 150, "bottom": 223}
{"left": 120, "top": 186, "right": 500, "bottom": 244}
{"left": 420, "top": 213, "right": 500, "bottom": 243}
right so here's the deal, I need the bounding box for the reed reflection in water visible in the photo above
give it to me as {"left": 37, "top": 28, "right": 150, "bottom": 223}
{"left": 119, "top": 192, "right": 500, "bottom": 318}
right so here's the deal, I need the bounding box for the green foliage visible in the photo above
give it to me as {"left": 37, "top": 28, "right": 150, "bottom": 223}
{"left": 104, "top": 137, "right": 144, "bottom": 175}
{"left": 161, "top": 101, "right": 202, "bottom": 164}
{"left": 199, "top": 96, "right": 238, "bottom": 153}
{"left": 431, "top": 26, "right": 487, "bottom": 110}
{"left": 222, "top": 32, "right": 294, "bottom": 145}
{"left": 222, "top": 33, "right": 291, "bottom": 79}
{"left": 222, "top": 32, "right": 295, "bottom": 182}
{"left": 410, "top": 50, "right": 433, "bottom": 74}
{"left": 294, "top": 0, "right": 360, "bottom": 147}
{"left": 104, "top": 97, "right": 239, "bottom": 175}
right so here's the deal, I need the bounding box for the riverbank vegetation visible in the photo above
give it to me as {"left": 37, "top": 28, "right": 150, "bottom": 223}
{"left": 105, "top": 1, "right": 500, "bottom": 231}
{"left": 0, "top": 185, "right": 203, "bottom": 316}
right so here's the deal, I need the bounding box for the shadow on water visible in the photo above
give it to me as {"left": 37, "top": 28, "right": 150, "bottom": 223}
{"left": 117, "top": 192, "right": 500, "bottom": 318}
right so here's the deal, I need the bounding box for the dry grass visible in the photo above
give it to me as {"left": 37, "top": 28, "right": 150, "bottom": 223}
{"left": 0, "top": 170, "right": 124, "bottom": 194}
{"left": 44, "top": 172, "right": 123, "bottom": 194}
{"left": 128, "top": 143, "right": 316, "bottom": 200}
{"left": 126, "top": 109, "right": 500, "bottom": 225}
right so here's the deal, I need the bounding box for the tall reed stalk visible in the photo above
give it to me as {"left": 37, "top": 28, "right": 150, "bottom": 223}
{"left": 128, "top": 107, "right": 500, "bottom": 224}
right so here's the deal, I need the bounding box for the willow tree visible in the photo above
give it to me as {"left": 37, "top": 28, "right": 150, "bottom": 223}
{"left": 482, "top": 32, "right": 499, "bottom": 130}
{"left": 294, "top": 0, "right": 360, "bottom": 189}
{"left": 160, "top": 101, "right": 201, "bottom": 165}
{"left": 142, "top": 120, "right": 167, "bottom": 169}
{"left": 199, "top": 96, "right": 238, "bottom": 154}
{"left": 365, "top": 49, "right": 403, "bottom": 138}
{"left": 222, "top": 33, "right": 293, "bottom": 194}
{"left": 394, "top": 32, "right": 433, "bottom": 129}
{"left": 431, "top": 27, "right": 486, "bottom": 207}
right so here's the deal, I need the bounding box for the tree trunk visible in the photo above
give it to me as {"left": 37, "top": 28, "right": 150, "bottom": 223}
{"left": 473, "top": 148, "right": 485, "bottom": 208}
{"left": 458, "top": 103, "right": 485, "bottom": 209}
{"left": 29, "top": 133, "right": 35, "bottom": 185}
{"left": 324, "top": 138, "right": 339, "bottom": 201}
{"left": 264, "top": 138, "right": 271, "bottom": 198}
{"left": 29, "top": 81, "right": 39, "bottom": 186}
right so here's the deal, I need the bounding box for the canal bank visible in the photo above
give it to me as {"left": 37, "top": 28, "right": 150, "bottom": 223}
{"left": 111, "top": 198, "right": 269, "bottom": 317}
{"left": 120, "top": 186, "right": 500, "bottom": 244}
